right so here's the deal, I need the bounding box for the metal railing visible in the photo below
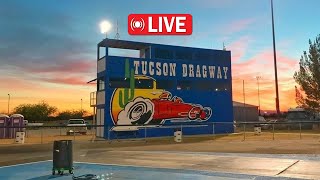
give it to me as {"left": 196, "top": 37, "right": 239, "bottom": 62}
{"left": 236, "top": 121, "right": 320, "bottom": 141}
{"left": 0, "top": 121, "right": 319, "bottom": 144}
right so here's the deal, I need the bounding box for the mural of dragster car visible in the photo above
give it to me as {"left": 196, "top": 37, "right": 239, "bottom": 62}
{"left": 125, "top": 92, "right": 212, "bottom": 125}
{"left": 152, "top": 92, "right": 211, "bottom": 122}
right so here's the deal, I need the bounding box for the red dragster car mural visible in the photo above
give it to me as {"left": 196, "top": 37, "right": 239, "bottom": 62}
{"left": 125, "top": 92, "right": 212, "bottom": 125}
{"left": 151, "top": 92, "right": 212, "bottom": 123}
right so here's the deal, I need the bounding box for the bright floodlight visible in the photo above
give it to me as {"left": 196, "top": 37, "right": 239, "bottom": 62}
{"left": 100, "top": 20, "right": 112, "bottom": 34}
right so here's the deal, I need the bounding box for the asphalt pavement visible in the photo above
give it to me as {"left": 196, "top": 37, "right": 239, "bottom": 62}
{"left": 1, "top": 140, "right": 320, "bottom": 179}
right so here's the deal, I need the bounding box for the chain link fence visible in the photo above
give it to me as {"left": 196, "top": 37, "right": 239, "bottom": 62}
{"left": 0, "top": 121, "right": 320, "bottom": 145}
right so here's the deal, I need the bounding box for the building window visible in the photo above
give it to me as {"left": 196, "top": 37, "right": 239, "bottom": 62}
{"left": 194, "top": 51, "right": 211, "bottom": 61}
{"left": 200, "top": 81, "right": 231, "bottom": 91}
{"left": 135, "top": 78, "right": 153, "bottom": 89}
{"left": 175, "top": 51, "right": 193, "bottom": 60}
{"left": 98, "top": 77, "right": 105, "bottom": 91}
{"left": 156, "top": 80, "right": 175, "bottom": 89}
{"left": 213, "top": 81, "right": 230, "bottom": 91}
{"left": 222, "top": 83, "right": 231, "bottom": 91}
{"left": 109, "top": 78, "right": 130, "bottom": 88}
{"left": 155, "top": 48, "right": 173, "bottom": 59}
{"left": 177, "top": 80, "right": 192, "bottom": 90}
{"left": 195, "top": 80, "right": 213, "bottom": 91}
{"left": 108, "top": 77, "right": 156, "bottom": 89}
{"left": 176, "top": 80, "right": 231, "bottom": 91}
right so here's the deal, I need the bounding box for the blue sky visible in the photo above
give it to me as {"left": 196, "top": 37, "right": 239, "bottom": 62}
{"left": 0, "top": 0, "right": 319, "bottom": 112}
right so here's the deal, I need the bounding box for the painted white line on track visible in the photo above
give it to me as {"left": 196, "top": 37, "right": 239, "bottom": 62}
{"left": 0, "top": 160, "right": 51, "bottom": 169}
{"left": 74, "top": 161, "right": 258, "bottom": 179}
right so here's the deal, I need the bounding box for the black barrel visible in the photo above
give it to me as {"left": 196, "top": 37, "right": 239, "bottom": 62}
{"left": 53, "top": 140, "right": 73, "bottom": 169}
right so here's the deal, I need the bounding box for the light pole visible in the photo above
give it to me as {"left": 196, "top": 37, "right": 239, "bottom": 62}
{"left": 243, "top": 80, "right": 246, "bottom": 122}
{"left": 271, "top": 0, "right": 280, "bottom": 115}
{"left": 100, "top": 20, "right": 112, "bottom": 38}
{"left": 256, "top": 76, "right": 261, "bottom": 115}
{"left": 7, "top": 94, "right": 10, "bottom": 115}
{"left": 81, "top": 98, "right": 83, "bottom": 112}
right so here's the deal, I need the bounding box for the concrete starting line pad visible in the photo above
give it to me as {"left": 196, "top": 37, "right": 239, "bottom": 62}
{"left": 0, "top": 160, "right": 305, "bottom": 180}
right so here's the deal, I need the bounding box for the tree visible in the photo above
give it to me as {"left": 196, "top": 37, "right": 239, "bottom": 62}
{"left": 14, "top": 101, "right": 57, "bottom": 122}
{"left": 0, "top": 111, "right": 7, "bottom": 115}
{"left": 294, "top": 34, "right": 320, "bottom": 112}
{"left": 295, "top": 85, "right": 305, "bottom": 108}
{"left": 57, "top": 110, "right": 87, "bottom": 120}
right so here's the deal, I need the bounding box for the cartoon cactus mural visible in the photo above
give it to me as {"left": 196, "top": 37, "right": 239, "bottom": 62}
{"left": 119, "top": 59, "right": 135, "bottom": 108}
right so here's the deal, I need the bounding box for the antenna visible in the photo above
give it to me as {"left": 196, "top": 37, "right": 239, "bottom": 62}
{"left": 223, "top": 42, "right": 226, "bottom": 51}
{"left": 115, "top": 20, "right": 120, "bottom": 39}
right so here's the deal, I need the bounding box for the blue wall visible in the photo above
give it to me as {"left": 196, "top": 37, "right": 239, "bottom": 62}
{"left": 101, "top": 42, "right": 233, "bottom": 139}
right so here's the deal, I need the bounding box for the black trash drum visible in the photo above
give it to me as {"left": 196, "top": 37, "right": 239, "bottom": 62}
{"left": 52, "top": 140, "right": 73, "bottom": 175}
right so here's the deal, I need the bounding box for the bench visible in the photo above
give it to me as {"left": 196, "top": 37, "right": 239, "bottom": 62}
{"left": 110, "top": 126, "right": 139, "bottom": 141}
{"left": 27, "top": 123, "right": 44, "bottom": 130}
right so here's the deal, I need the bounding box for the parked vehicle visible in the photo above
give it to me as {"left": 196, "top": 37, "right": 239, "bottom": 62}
{"left": 258, "top": 116, "right": 270, "bottom": 130}
{"left": 84, "top": 121, "right": 92, "bottom": 130}
{"left": 259, "top": 116, "right": 266, "bottom": 122}
{"left": 286, "top": 108, "right": 312, "bottom": 129}
{"left": 66, "top": 119, "right": 87, "bottom": 135}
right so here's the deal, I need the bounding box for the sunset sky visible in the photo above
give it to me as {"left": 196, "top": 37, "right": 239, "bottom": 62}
{"left": 0, "top": 0, "right": 319, "bottom": 114}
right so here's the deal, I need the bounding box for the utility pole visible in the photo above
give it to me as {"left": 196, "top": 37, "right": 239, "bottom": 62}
{"left": 243, "top": 80, "right": 246, "bottom": 122}
{"left": 256, "top": 76, "right": 261, "bottom": 115}
{"left": 271, "top": 0, "right": 280, "bottom": 115}
{"left": 81, "top": 99, "right": 83, "bottom": 112}
{"left": 7, "top": 94, "right": 10, "bottom": 114}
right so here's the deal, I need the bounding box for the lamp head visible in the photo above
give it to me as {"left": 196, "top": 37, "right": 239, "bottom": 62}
{"left": 100, "top": 20, "right": 112, "bottom": 34}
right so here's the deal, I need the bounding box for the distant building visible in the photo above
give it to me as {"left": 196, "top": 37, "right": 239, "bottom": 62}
{"left": 233, "top": 101, "right": 259, "bottom": 122}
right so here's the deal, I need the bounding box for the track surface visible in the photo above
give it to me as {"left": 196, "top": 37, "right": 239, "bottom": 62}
{"left": 1, "top": 151, "right": 319, "bottom": 179}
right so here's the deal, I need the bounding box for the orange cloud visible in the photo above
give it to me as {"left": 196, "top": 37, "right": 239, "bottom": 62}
{"left": 37, "top": 76, "right": 92, "bottom": 85}
{"left": 228, "top": 36, "right": 252, "bottom": 62}
{"left": 25, "top": 59, "right": 95, "bottom": 73}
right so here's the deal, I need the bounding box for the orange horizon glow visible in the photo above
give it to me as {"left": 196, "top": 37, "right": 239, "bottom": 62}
{"left": 0, "top": 39, "right": 300, "bottom": 114}
{"left": 0, "top": 51, "right": 299, "bottom": 114}
{"left": 0, "top": 78, "right": 297, "bottom": 115}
